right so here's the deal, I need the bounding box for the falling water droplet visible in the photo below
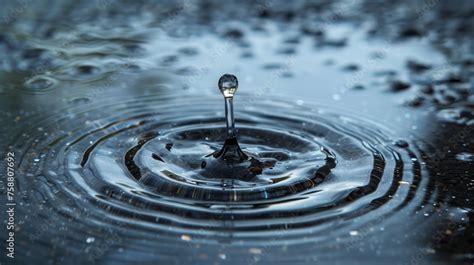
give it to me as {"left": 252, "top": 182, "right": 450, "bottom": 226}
{"left": 212, "top": 74, "right": 248, "bottom": 163}
{"left": 218, "top": 73, "right": 239, "bottom": 98}
{"left": 219, "top": 74, "right": 238, "bottom": 139}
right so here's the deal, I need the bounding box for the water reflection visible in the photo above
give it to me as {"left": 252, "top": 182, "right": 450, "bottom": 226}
{"left": 0, "top": 1, "right": 472, "bottom": 265}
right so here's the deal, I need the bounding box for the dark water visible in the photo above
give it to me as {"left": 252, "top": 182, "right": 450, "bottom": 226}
{"left": 0, "top": 1, "right": 473, "bottom": 265}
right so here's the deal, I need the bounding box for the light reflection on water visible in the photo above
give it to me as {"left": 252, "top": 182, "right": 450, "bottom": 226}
{"left": 0, "top": 1, "right": 472, "bottom": 265}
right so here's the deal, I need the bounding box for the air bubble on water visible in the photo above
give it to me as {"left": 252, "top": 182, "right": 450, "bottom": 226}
{"left": 86, "top": 237, "right": 95, "bottom": 243}
{"left": 455, "top": 152, "right": 474, "bottom": 162}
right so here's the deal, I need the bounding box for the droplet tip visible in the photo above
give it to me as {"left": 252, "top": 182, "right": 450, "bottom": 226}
{"left": 218, "top": 74, "right": 238, "bottom": 98}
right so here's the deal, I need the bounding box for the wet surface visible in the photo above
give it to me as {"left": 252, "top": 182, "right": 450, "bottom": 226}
{"left": 0, "top": 1, "right": 473, "bottom": 265}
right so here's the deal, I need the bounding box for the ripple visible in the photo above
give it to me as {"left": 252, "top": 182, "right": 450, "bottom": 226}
{"left": 67, "top": 97, "right": 91, "bottom": 105}
{"left": 23, "top": 76, "right": 57, "bottom": 92}
{"left": 75, "top": 64, "right": 101, "bottom": 76}
{"left": 10, "top": 94, "right": 438, "bottom": 262}
{"left": 177, "top": 47, "right": 199, "bottom": 56}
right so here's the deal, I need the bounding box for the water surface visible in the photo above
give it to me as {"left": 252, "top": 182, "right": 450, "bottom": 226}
{"left": 0, "top": 1, "right": 473, "bottom": 265}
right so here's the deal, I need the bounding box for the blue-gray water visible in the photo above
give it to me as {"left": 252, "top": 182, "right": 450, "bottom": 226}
{"left": 0, "top": 1, "right": 473, "bottom": 265}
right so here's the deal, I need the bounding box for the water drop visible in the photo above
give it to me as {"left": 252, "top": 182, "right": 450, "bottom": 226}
{"left": 436, "top": 108, "right": 462, "bottom": 123}
{"left": 175, "top": 66, "right": 199, "bottom": 76}
{"left": 389, "top": 80, "right": 411, "bottom": 92}
{"left": 349, "top": 230, "right": 359, "bottom": 236}
{"left": 218, "top": 73, "right": 238, "bottom": 98}
{"left": 218, "top": 74, "right": 239, "bottom": 140}
{"left": 394, "top": 140, "right": 409, "bottom": 148}
{"left": 213, "top": 74, "right": 248, "bottom": 163}
{"left": 222, "top": 28, "right": 244, "bottom": 39}
{"left": 249, "top": 248, "right": 262, "bottom": 254}
{"left": 151, "top": 153, "right": 164, "bottom": 162}
{"left": 177, "top": 47, "right": 199, "bottom": 56}
{"left": 352, "top": 84, "right": 365, "bottom": 90}
{"left": 341, "top": 64, "right": 360, "bottom": 72}
{"left": 165, "top": 143, "right": 173, "bottom": 151}
{"left": 180, "top": 235, "right": 192, "bottom": 241}
{"left": 455, "top": 152, "right": 474, "bottom": 162}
